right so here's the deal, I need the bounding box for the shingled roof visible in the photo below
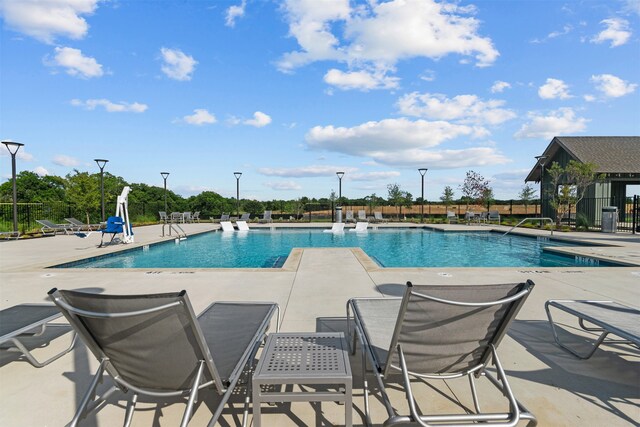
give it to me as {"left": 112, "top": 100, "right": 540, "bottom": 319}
{"left": 526, "top": 136, "right": 640, "bottom": 182}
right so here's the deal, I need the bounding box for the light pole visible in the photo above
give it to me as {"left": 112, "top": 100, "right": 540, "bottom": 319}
{"left": 234, "top": 172, "right": 242, "bottom": 217}
{"left": 418, "top": 168, "right": 427, "bottom": 223}
{"left": 336, "top": 172, "right": 344, "bottom": 205}
{"left": 161, "top": 172, "right": 170, "bottom": 212}
{"left": 94, "top": 159, "right": 109, "bottom": 222}
{"left": 535, "top": 155, "right": 547, "bottom": 218}
{"left": 2, "top": 141, "right": 24, "bottom": 234}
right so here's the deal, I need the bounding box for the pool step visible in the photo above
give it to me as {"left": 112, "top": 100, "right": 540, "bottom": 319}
{"left": 262, "top": 255, "right": 287, "bottom": 268}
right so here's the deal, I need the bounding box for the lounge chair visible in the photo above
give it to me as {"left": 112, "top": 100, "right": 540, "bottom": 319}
{"left": 347, "top": 280, "right": 537, "bottom": 427}
{"left": 345, "top": 210, "right": 355, "bottom": 223}
{"left": 0, "top": 304, "right": 77, "bottom": 368}
{"left": 183, "top": 211, "right": 193, "bottom": 223}
{"left": 65, "top": 217, "right": 101, "bottom": 231}
{"left": 478, "top": 211, "right": 489, "bottom": 223}
{"left": 357, "top": 210, "right": 367, "bottom": 221}
{"left": 236, "top": 220, "right": 250, "bottom": 231}
{"left": 349, "top": 222, "right": 368, "bottom": 232}
{"left": 464, "top": 211, "right": 476, "bottom": 224}
{"left": 48, "top": 288, "right": 279, "bottom": 427}
{"left": 99, "top": 216, "right": 125, "bottom": 247}
{"left": 323, "top": 223, "right": 345, "bottom": 233}
{"left": 36, "top": 219, "right": 74, "bottom": 235}
{"left": 0, "top": 231, "right": 20, "bottom": 240}
{"left": 545, "top": 300, "right": 640, "bottom": 359}
{"left": 220, "top": 221, "right": 235, "bottom": 232}
{"left": 488, "top": 210, "right": 501, "bottom": 224}
{"left": 159, "top": 211, "right": 168, "bottom": 223}
{"left": 373, "top": 212, "right": 388, "bottom": 223}
{"left": 239, "top": 213, "right": 251, "bottom": 221}
{"left": 192, "top": 211, "right": 200, "bottom": 223}
{"left": 259, "top": 210, "right": 272, "bottom": 223}
{"left": 171, "top": 212, "right": 184, "bottom": 223}
{"left": 446, "top": 211, "right": 458, "bottom": 224}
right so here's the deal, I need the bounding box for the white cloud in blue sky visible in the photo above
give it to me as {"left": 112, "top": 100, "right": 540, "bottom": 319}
{"left": 1, "top": 0, "right": 638, "bottom": 200}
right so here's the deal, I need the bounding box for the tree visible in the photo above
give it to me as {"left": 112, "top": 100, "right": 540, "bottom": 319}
{"left": 242, "top": 199, "right": 264, "bottom": 217}
{"left": 480, "top": 187, "right": 494, "bottom": 210}
{"left": 519, "top": 184, "right": 536, "bottom": 214}
{"left": 0, "top": 171, "right": 66, "bottom": 202}
{"left": 440, "top": 186, "right": 455, "bottom": 209}
{"left": 459, "top": 170, "right": 490, "bottom": 210}
{"left": 387, "top": 183, "right": 408, "bottom": 220}
{"left": 546, "top": 160, "right": 603, "bottom": 227}
{"left": 65, "top": 170, "right": 100, "bottom": 224}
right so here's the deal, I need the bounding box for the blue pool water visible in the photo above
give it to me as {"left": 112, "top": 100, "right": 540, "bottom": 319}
{"left": 60, "top": 229, "right": 605, "bottom": 269}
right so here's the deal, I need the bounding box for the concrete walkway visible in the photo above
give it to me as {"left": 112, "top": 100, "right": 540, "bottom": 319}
{"left": 0, "top": 223, "right": 638, "bottom": 426}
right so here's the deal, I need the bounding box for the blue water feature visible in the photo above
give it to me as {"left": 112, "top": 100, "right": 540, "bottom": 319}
{"left": 61, "top": 229, "right": 606, "bottom": 269}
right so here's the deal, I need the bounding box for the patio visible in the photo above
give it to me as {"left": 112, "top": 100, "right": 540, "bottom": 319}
{"left": 0, "top": 223, "right": 638, "bottom": 426}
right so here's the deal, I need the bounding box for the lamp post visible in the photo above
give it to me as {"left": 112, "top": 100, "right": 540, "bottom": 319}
{"left": 161, "top": 172, "right": 170, "bottom": 212}
{"left": 2, "top": 141, "right": 24, "bottom": 234}
{"left": 94, "top": 159, "right": 109, "bottom": 222}
{"left": 418, "top": 168, "right": 428, "bottom": 223}
{"left": 535, "top": 155, "right": 548, "bottom": 219}
{"left": 234, "top": 172, "right": 242, "bottom": 217}
{"left": 336, "top": 172, "right": 344, "bottom": 205}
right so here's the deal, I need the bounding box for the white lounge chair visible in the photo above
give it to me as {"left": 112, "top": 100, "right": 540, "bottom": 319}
{"left": 220, "top": 221, "right": 235, "bottom": 232}
{"left": 345, "top": 210, "right": 355, "bottom": 223}
{"left": 323, "top": 223, "right": 345, "bottom": 233}
{"left": 349, "top": 222, "right": 368, "bottom": 232}
{"left": 446, "top": 211, "right": 458, "bottom": 224}
{"left": 236, "top": 220, "right": 250, "bottom": 231}
{"left": 373, "top": 212, "right": 388, "bottom": 223}
{"left": 357, "top": 210, "right": 367, "bottom": 221}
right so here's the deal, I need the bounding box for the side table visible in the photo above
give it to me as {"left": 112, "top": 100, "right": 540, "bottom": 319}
{"left": 252, "top": 332, "right": 352, "bottom": 427}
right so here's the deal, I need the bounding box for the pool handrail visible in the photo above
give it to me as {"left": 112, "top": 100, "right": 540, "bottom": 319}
{"left": 503, "top": 217, "right": 554, "bottom": 236}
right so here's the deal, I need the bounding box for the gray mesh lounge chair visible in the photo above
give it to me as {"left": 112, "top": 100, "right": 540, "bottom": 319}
{"left": 159, "top": 211, "right": 168, "bottom": 222}
{"left": 36, "top": 219, "right": 74, "bottom": 235}
{"left": 48, "top": 288, "right": 279, "bottom": 427}
{"left": 373, "top": 212, "right": 388, "bottom": 223}
{"left": 65, "top": 217, "right": 101, "bottom": 231}
{"left": 358, "top": 210, "right": 367, "bottom": 221}
{"left": 347, "top": 281, "right": 537, "bottom": 427}
{"left": 259, "top": 211, "right": 272, "bottom": 223}
{"left": 545, "top": 300, "right": 640, "bottom": 359}
{"left": 0, "top": 304, "right": 77, "bottom": 367}
{"left": 488, "top": 210, "right": 501, "bottom": 224}
{"left": 239, "top": 213, "right": 250, "bottom": 221}
{"left": 345, "top": 210, "right": 355, "bottom": 223}
{"left": 192, "top": 211, "right": 201, "bottom": 222}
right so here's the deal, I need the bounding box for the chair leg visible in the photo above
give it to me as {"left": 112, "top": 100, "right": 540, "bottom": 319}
{"left": 70, "top": 359, "right": 109, "bottom": 427}
{"left": 180, "top": 361, "right": 204, "bottom": 427}
{"left": 7, "top": 330, "right": 77, "bottom": 368}
{"left": 123, "top": 393, "right": 138, "bottom": 427}
{"left": 545, "top": 303, "right": 608, "bottom": 359}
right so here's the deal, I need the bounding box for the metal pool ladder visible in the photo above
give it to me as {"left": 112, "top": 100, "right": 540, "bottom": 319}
{"left": 503, "top": 217, "right": 554, "bottom": 236}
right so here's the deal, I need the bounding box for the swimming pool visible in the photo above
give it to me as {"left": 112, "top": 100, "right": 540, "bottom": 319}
{"left": 58, "top": 229, "right": 607, "bottom": 269}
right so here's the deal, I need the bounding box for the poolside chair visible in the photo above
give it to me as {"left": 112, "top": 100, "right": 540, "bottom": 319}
{"left": 65, "top": 217, "right": 101, "bottom": 231}
{"left": 357, "top": 210, "right": 367, "bottom": 221}
{"left": 183, "top": 212, "right": 193, "bottom": 223}
{"left": 323, "top": 222, "right": 345, "bottom": 233}
{"left": 545, "top": 300, "right": 640, "bottom": 359}
{"left": 159, "top": 211, "right": 168, "bottom": 223}
{"left": 446, "top": 211, "right": 459, "bottom": 224}
{"left": 36, "top": 219, "right": 74, "bottom": 235}
{"left": 220, "top": 221, "right": 235, "bottom": 232}
{"left": 0, "top": 304, "right": 77, "bottom": 368}
{"left": 478, "top": 212, "right": 489, "bottom": 223}
{"left": 239, "top": 213, "right": 251, "bottom": 221}
{"left": 192, "top": 211, "right": 200, "bottom": 223}
{"left": 171, "top": 212, "right": 184, "bottom": 223}
{"left": 220, "top": 213, "right": 230, "bottom": 222}
{"left": 464, "top": 211, "right": 475, "bottom": 224}
{"left": 259, "top": 211, "right": 272, "bottom": 224}
{"left": 99, "top": 216, "right": 125, "bottom": 248}
{"left": 347, "top": 280, "right": 537, "bottom": 427}
{"left": 48, "top": 288, "right": 279, "bottom": 427}
{"left": 373, "top": 212, "right": 388, "bottom": 223}
{"left": 349, "top": 222, "right": 368, "bottom": 233}
{"left": 345, "top": 210, "right": 355, "bottom": 223}
{"left": 488, "top": 210, "right": 501, "bottom": 224}
{"left": 236, "top": 220, "right": 250, "bottom": 231}
{"left": 0, "top": 231, "right": 20, "bottom": 240}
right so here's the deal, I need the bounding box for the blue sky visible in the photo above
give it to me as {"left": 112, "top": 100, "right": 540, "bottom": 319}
{"left": 1, "top": 0, "right": 639, "bottom": 201}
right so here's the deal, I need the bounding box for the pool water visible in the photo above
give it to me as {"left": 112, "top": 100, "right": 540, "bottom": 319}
{"left": 62, "top": 229, "right": 602, "bottom": 269}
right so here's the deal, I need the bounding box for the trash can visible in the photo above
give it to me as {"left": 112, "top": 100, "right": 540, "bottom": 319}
{"left": 335, "top": 206, "right": 342, "bottom": 223}
{"left": 601, "top": 206, "right": 618, "bottom": 233}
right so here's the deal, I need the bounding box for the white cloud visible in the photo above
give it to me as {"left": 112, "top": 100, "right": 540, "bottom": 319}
{"left": 33, "top": 166, "right": 49, "bottom": 176}
{"left": 258, "top": 165, "right": 357, "bottom": 178}
{"left": 52, "top": 154, "right": 79, "bottom": 167}
{"left": 583, "top": 94, "right": 596, "bottom": 102}
{"left": 0, "top": 0, "right": 98, "bottom": 44}
{"left": 225, "top": 0, "right": 246, "bottom": 27}
{"left": 263, "top": 181, "right": 302, "bottom": 191}
{"left": 623, "top": 0, "right": 640, "bottom": 16}
{"left": 396, "top": 92, "right": 516, "bottom": 126}
{"left": 277, "top": 0, "right": 498, "bottom": 79}
{"left": 420, "top": 69, "right": 436, "bottom": 82}
{"left": 538, "top": 78, "right": 571, "bottom": 100}
{"left": 350, "top": 171, "right": 400, "bottom": 181}
{"left": 367, "top": 147, "right": 510, "bottom": 169}
{"left": 323, "top": 68, "right": 399, "bottom": 91}
{"left": 490, "top": 81, "right": 511, "bottom": 93}
{"left": 514, "top": 108, "right": 589, "bottom": 139}
{"left": 182, "top": 109, "right": 216, "bottom": 125}
{"left": 160, "top": 47, "right": 197, "bottom": 81}
{"left": 591, "top": 18, "right": 631, "bottom": 47}
{"left": 71, "top": 98, "right": 148, "bottom": 113}
{"left": 0, "top": 144, "right": 33, "bottom": 161}
{"left": 50, "top": 46, "right": 103, "bottom": 78}
{"left": 591, "top": 74, "right": 637, "bottom": 98}
{"left": 531, "top": 24, "right": 573, "bottom": 43}
{"left": 244, "top": 111, "right": 272, "bottom": 127}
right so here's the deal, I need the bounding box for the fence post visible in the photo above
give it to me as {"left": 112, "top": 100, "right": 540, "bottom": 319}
{"left": 26, "top": 205, "right": 31, "bottom": 232}
{"left": 509, "top": 200, "right": 513, "bottom": 215}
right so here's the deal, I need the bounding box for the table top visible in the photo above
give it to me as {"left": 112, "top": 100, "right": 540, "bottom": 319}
{"left": 254, "top": 332, "right": 351, "bottom": 382}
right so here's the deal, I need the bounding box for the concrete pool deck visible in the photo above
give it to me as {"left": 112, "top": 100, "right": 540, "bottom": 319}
{"left": 0, "top": 222, "right": 639, "bottom": 426}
